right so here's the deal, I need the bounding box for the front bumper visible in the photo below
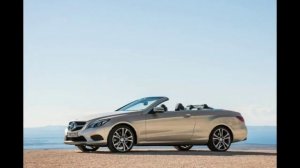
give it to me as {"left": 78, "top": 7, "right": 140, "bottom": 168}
{"left": 64, "top": 140, "right": 107, "bottom": 146}
{"left": 64, "top": 125, "right": 111, "bottom": 146}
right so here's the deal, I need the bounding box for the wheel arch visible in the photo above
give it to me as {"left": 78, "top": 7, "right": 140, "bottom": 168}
{"left": 210, "top": 124, "right": 234, "bottom": 140}
{"left": 108, "top": 122, "right": 138, "bottom": 144}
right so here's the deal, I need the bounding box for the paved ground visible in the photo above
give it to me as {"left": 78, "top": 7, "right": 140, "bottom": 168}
{"left": 24, "top": 148, "right": 276, "bottom": 168}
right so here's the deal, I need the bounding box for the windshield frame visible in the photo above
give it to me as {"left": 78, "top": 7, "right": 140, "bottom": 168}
{"left": 116, "top": 97, "right": 168, "bottom": 112}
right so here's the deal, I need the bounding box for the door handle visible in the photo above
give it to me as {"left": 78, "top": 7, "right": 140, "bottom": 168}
{"left": 184, "top": 114, "right": 191, "bottom": 118}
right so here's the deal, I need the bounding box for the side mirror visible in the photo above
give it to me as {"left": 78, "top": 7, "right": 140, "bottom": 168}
{"left": 152, "top": 107, "right": 165, "bottom": 113}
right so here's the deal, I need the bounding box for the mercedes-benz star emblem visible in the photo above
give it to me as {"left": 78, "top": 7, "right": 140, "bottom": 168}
{"left": 68, "top": 122, "right": 77, "bottom": 131}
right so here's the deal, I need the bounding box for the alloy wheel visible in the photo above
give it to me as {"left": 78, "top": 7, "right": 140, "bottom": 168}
{"left": 180, "top": 145, "right": 192, "bottom": 149}
{"left": 174, "top": 145, "right": 193, "bottom": 151}
{"left": 212, "top": 128, "right": 231, "bottom": 150}
{"left": 77, "top": 145, "right": 99, "bottom": 152}
{"left": 112, "top": 127, "right": 134, "bottom": 152}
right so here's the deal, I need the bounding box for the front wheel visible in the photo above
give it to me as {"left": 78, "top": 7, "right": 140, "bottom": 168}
{"left": 107, "top": 125, "right": 135, "bottom": 153}
{"left": 174, "top": 145, "right": 193, "bottom": 151}
{"left": 207, "top": 126, "right": 232, "bottom": 152}
{"left": 77, "top": 145, "right": 99, "bottom": 152}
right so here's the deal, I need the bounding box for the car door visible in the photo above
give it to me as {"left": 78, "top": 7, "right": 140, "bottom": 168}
{"left": 145, "top": 110, "right": 196, "bottom": 142}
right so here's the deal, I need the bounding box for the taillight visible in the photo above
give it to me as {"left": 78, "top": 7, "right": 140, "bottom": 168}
{"left": 236, "top": 116, "right": 245, "bottom": 122}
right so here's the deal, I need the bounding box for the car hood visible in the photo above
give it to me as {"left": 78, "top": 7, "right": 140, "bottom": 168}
{"left": 74, "top": 111, "right": 134, "bottom": 121}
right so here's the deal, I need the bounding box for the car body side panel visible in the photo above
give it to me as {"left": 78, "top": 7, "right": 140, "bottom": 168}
{"left": 190, "top": 110, "right": 247, "bottom": 143}
{"left": 106, "top": 112, "right": 147, "bottom": 143}
{"left": 143, "top": 111, "right": 196, "bottom": 143}
{"left": 193, "top": 110, "right": 247, "bottom": 142}
{"left": 189, "top": 110, "right": 215, "bottom": 143}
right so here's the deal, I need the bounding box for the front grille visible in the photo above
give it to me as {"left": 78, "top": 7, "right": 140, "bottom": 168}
{"left": 74, "top": 121, "right": 86, "bottom": 125}
{"left": 66, "top": 136, "right": 87, "bottom": 142}
{"left": 68, "top": 121, "right": 86, "bottom": 131}
{"left": 72, "top": 126, "right": 84, "bottom": 131}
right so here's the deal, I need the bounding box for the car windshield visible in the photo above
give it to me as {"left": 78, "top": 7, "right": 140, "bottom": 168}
{"left": 117, "top": 97, "right": 161, "bottom": 111}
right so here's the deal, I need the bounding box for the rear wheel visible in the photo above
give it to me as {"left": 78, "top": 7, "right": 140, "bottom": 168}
{"left": 207, "top": 126, "right": 232, "bottom": 152}
{"left": 174, "top": 145, "right": 193, "bottom": 151}
{"left": 76, "top": 145, "right": 99, "bottom": 152}
{"left": 107, "top": 125, "right": 135, "bottom": 153}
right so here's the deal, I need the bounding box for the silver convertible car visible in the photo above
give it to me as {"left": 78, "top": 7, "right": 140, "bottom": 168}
{"left": 64, "top": 97, "right": 247, "bottom": 153}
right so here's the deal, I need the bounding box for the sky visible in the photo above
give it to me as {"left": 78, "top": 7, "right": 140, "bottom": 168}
{"left": 24, "top": 0, "right": 276, "bottom": 127}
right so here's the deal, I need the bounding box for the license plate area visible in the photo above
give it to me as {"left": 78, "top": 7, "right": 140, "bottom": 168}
{"left": 67, "top": 132, "right": 78, "bottom": 137}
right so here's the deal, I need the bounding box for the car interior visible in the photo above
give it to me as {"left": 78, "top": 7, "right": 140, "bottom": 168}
{"left": 159, "top": 104, "right": 168, "bottom": 111}
{"left": 186, "top": 104, "right": 213, "bottom": 110}
{"left": 157, "top": 103, "right": 213, "bottom": 112}
{"left": 175, "top": 103, "right": 185, "bottom": 111}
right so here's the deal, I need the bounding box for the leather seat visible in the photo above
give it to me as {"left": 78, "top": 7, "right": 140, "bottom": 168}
{"left": 175, "top": 103, "right": 185, "bottom": 111}
{"left": 160, "top": 104, "right": 168, "bottom": 111}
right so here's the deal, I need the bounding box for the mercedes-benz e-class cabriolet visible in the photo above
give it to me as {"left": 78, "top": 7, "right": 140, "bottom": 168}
{"left": 64, "top": 96, "right": 247, "bottom": 153}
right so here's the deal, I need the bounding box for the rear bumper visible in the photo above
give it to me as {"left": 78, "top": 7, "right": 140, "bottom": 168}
{"left": 232, "top": 125, "right": 248, "bottom": 142}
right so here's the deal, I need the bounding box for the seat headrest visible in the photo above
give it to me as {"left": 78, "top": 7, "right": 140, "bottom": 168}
{"left": 175, "top": 103, "right": 185, "bottom": 111}
{"left": 160, "top": 104, "right": 168, "bottom": 111}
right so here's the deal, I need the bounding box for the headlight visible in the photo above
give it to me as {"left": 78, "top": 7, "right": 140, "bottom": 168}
{"left": 87, "top": 119, "right": 110, "bottom": 129}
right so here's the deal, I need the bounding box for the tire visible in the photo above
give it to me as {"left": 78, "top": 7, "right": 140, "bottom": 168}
{"left": 77, "top": 145, "right": 99, "bottom": 152}
{"left": 207, "top": 126, "right": 232, "bottom": 152}
{"left": 107, "top": 125, "right": 135, "bottom": 153}
{"left": 174, "top": 145, "right": 193, "bottom": 151}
